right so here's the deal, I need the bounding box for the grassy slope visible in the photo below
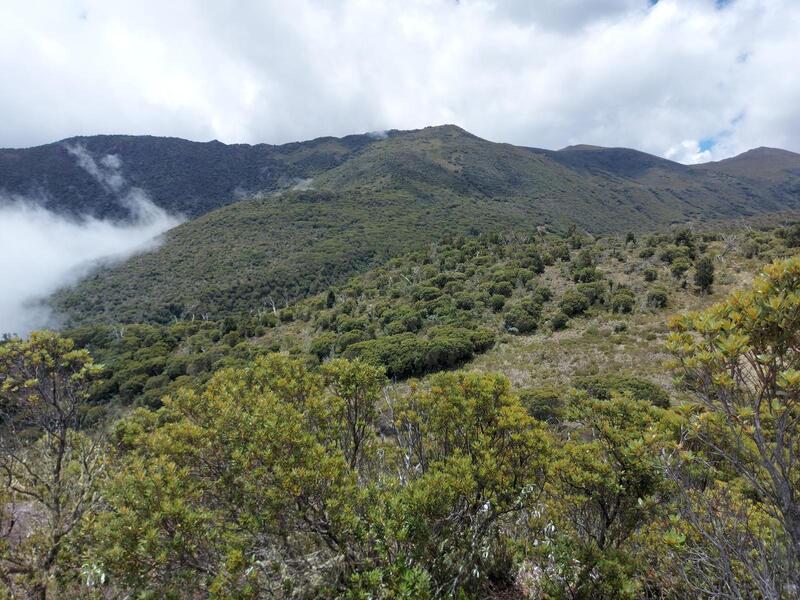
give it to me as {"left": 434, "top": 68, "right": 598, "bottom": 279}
{"left": 54, "top": 125, "right": 800, "bottom": 325}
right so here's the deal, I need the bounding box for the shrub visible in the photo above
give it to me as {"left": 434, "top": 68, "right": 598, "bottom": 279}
{"left": 643, "top": 267, "right": 658, "bottom": 282}
{"left": 425, "top": 327, "right": 475, "bottom": 370}
{"left": 573, "top": 267, "right": 601, "bottom": 283}
{"left": 647, "top": 288, "right": 668, "bottom": 309}
{"left": 671, "top": 257, "right": 691, "bottom": 279}
{"left": 694, "top": 255, "right": 715, "bottom": 292}
{"left": 469, "top": 328, "right": 497, "bottom": 353}
{"left": 344, "top": 334, "right": 428, "bottom": 378}
{"left": 574, "top": 374, "right": 670, "bottom": 408}
{"left": 489, "top": 280, "right": 514, "bottom": 298}
{"left": 504, "top": 306, "right": 538, "bottom": 334}
{"left": 413, "top": 286, "right": 441, "bottom": 302}
{"left": 610, "top": 288, "right": 636, "bottom": 313}
{"left": 550, "top": 312, "right": 569, "bottom": 331}
{"left": 489, "top": 294, "right": 506, "bottom": 312}
{"left": 310, "top": 332, "right": 336, "bottom": 360}
{"left": 336, "top": 330, "right": 370, "bottom": 352}
{"left": 519, "top": 386, "right": 565, "bottom": 422}
{"left": 559, "top": 289, "right": 590, "bottom": 317}
{"left": 577, "top": 281, "right": 606, "bottom": 305}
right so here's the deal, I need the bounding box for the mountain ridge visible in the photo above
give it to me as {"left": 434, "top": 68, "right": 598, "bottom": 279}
{"left": 2, "top": 125, "right": 798, "bottom": 221}
{"left": 40, "top": 125, "right": 800, "bottom": 326}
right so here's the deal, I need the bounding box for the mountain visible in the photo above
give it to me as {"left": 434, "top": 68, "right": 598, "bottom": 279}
{"left": 6, "top": 125, "right": 798, "bottom": 325}
{"left": 0, "top": 132, "right": 379, "bottom": 218}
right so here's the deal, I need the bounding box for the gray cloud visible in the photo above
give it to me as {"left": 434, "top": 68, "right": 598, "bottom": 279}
{"left": 0, "top": 0, "right": 798, "bottom": 163}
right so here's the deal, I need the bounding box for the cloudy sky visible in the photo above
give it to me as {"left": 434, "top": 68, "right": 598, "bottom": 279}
{"left": 1, "top": 0, "right": 798, "bottom": 163}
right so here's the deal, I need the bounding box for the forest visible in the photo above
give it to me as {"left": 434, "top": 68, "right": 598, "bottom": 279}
{"left": 1, "top": 219, "right": 798, "bottom": 599}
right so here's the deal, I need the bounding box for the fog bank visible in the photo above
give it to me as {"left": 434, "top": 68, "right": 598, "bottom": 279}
{"left": 0, "top": 191, "right": 180, "bottom": 336}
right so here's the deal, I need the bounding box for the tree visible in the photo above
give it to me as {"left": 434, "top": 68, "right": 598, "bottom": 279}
{"left": 536, "top": 395, "right": 671, "bottom": 598}
{"left": 0, "top": 332, "right": 106, "bottom": 599}
{"left": 94, "top": 355, "right": 363, "bottom": 597}
{"left": 321, "top": 358, "right": 385, "bottom": 471}
{"left": 391, "top": 372, "right": 552, "bottom": 595}
{"left": 694, "top": 255, "right": 715, "bottom": 293}
{"left": 667, "top": 257, "right": 800, "bottom": 594}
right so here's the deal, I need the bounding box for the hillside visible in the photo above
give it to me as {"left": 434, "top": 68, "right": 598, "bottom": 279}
{"left": 63, "top": 218, "right": 800, "bottom": 413}
{"left": 46, "top": 126, "right": 800, "bottom": 326}
{"left": 0, "top": 132, "right": 378, "bottom": 218}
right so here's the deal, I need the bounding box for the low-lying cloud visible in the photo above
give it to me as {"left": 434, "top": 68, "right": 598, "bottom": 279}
{"left": 0, "top": 144, "right": 181, "bottom": 336}
{"left": 0, "top": 192, "right": 180, "bottom": 336}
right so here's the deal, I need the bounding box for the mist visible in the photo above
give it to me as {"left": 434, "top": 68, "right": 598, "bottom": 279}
{"left": 0, "top": 191, "right": 181, "bottom": 337}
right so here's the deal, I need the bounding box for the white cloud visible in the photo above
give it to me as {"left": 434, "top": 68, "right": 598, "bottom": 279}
{"left": 0, "top": 142, "right": 182, "bottom": 335}
{"left": 0, "top": 0, "right": 798, "bottom": 162}
{"left": 0, "top": 193, "right": 180, "bottom": 336}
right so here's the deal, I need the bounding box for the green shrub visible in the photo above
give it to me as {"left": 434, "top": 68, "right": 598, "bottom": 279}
{"left": 577, "top": 281, "right": 606, "bottom": 305}
{"left": 519, "top": 386, "right": 565, "bottom": 422}
{"left": 425, "top": 327, "right": 475, "bottom": 370}
{"left": 489, "top": 294, "right": 506, "bottom": 312}
{"left": 504, "top": 306, "right": 538, "bottom": 333}
{"left": 643, "top": 267, "right": 658, "bottom": 282}
{"left": 559, "top": 289, "right": 590, "bottom": 317}
{"left": 574, "top": 374, "right": 670, "bottom": 408}
{"left": 573, "top": 267, "right": 601, "bottom": 283}
{"left": 550, "top": 312, "right": 569, "bottom": 330}
{"left": 646, "top": 288, "right": 668, "bottom": 309}
{"left": 489, "top": 280, "right": 514, "bottom": 298}
{"left": 670, "top": 257, "right": 691, "bottom": 278}
{"left": 610, "top": 288, "right": 636, "bottom": 313}
{"left": 310, "top": 332, "right": 336, "bottom": 360}
{"left": 345, "top": 333, "right": 428, "bottom": 378}
{"left": 336, "top": 330, "right": 370, "bottom": 352}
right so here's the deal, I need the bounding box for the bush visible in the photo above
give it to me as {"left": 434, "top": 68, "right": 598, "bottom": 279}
{"left": 344, "top": 334, "right": 428, "bottom": 378}
{"left": 610, "top": 288, "right": 636, "bottom": 313}
{"left": 573, "top": 267, "right": 601, "bottom": 283}
{"left": 574, "top": 374, "right": 670, "bottom": 408}
{"left": 469, "top": 328, "right": 496, "bottom": 353}
{"left": 519, "top": 386, "right": 565, "bottom": 422}
{"left": 643, "top": 267, "right": 658, "bottom": 282}
{"left": 424, "top": 327, "right": 475, "bottom": 370}
{"left": 489, "top": 294, "right": 506, "bottom": 312}
{"left": 577, "top": 281, "right": 606, "bottom": 305}
{"left": 694, "top": 255, "right": 715, "bottom": 292}
{"left": 647, "top": 288, "right": 668, "bottom": 309}
{"left": 559, "top": 289, "right": 590, "bottom": 317}
{"left": 504, "top": 306, "right": 538, "bottom": 333}
{"left": 336, "top": 330, "right": 370, "bottom": 352}
{"left": 310, "top": 332, "right": 336, "bottom": 360}
{"left": 489, "top": 280, "right": 514, "bottom": 298}
{"left": 671, "top": 257, "right": 691, "bottom": 279}
{"left": 550, "top": 312, "right": 569, "bottom": 331}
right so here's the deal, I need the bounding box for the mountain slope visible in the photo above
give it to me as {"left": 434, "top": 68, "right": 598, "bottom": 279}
{"left": 0, "top": 133, "right": 378, "bottom": 218}
{"left": 25, "top": 125, "right": 800, "bottom": 324}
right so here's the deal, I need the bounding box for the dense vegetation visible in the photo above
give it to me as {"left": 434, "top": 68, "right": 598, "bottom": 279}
{"left": 27, "top": 124, "right": 799, "bottom": 326}
{"left": 1, "top": 250, "right": 799, "bottom": 598}
{"left": 0, "top": 133, "right": 378, "bottom": 219}
{"left": 3, "top": 131, "right": 800, "bottom": 598}
{"left": 53, "top": 219, "right": 800, "bottom": 425}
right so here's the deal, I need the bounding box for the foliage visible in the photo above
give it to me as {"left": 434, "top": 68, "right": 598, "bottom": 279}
{"left": 668, "top": 256, "right": 800, "bottom": 594}
{"left": 0, "top": 332, "right": 106, "bottom": 599}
